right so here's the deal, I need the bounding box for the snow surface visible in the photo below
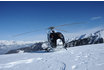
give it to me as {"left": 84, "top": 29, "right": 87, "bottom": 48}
{"left": 0, "top": 44, "right": 104, "bottom": 70}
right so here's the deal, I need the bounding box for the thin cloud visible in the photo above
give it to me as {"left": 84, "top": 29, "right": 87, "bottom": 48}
{"left": 91, "top": 16, "right": 102, "bottom": 20}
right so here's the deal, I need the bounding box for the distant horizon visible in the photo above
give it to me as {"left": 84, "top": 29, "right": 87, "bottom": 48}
{"left": 0, "top": 26, "right": 103, "bottom": 41}
{"left": 0, "top": 1, "right": 104, "bottom": 41}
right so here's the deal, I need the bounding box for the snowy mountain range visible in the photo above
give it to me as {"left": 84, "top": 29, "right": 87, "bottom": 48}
{"left": 64, "top": 29, "right": 104, "bottom": 48}
{"left": 0, "top": 28, "right": 104, "bottom": 70}
{"left": 0, "top": 40, "right": 37, "bottom": 54}
{"left": 0, "top": 28, "right": 104, "bottom": 54}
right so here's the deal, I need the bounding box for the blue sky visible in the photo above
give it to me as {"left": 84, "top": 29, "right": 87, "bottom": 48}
{"left": 0, "top": 1, "right": 104, "bottom": 41}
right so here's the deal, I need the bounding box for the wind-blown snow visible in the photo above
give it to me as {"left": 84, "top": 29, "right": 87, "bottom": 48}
{"left": 0, "top": 44, "right": 104, "bottom": 70}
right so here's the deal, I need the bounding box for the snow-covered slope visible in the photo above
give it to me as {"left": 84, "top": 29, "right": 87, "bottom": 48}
{"left": 0, "top": 44, "right": 104, "bottom": 70}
